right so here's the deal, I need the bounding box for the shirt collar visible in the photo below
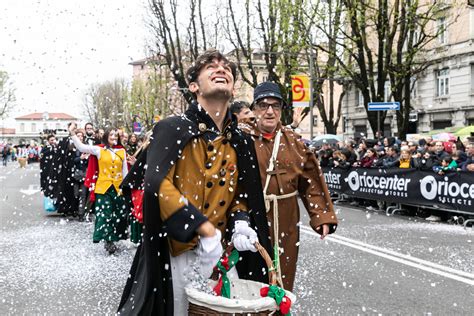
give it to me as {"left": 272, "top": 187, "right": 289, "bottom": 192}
{"left": 186, "top": 101, "right": 233, "bottom": 134}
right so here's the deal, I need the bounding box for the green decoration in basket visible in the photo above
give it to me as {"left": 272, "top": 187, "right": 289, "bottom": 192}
{"left": 260, "top": 285, "right": 292, "bottom": 315}
{"left": 212, "top": 249, "right": 240, "bottom": 298}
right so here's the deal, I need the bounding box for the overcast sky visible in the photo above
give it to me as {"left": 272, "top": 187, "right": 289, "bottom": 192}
{"left": 1, "top": 0, "right": 149, "bottom": 124}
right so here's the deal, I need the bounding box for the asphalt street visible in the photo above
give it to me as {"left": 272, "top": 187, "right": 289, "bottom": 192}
{"left": 0, "top": 162, "right": 473, "bottom": 315}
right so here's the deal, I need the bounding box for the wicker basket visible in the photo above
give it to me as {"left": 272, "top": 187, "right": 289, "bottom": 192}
{"left": 186, "top": 242, "right": 296, "bottom": 315}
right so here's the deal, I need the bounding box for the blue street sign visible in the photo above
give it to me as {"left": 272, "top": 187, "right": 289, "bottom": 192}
{"left": 368, "top": 102, "right": 400, "bottom": 111}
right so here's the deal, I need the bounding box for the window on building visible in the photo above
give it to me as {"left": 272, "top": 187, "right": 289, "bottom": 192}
{"left": 384, "top": 81, "right": 392, "bottom": 102}
{"left": 312, "top": 115, "right": 318, "bottom": 126}
{"left": 20, "top": 123, "right": 25, "bottom": 132}
{"left": 354, "top": 125, "right": 367, "bottom": 138}
{"left": 437, "top": 17, "right": 448, "bottom": 44}
{"left": 433, "top": 120, "right": 452, "bottom": 130}
{"left": 436, "top": 68, "right": 449, "bottom": 96}
{"left": 467, "top": 118, "right": 474, "bottom": 125}
{"left": 31, "top": 123, "right": 36, "bottom": 132}
{"left": 471, "top": 64, "right": 474, "bottom": 92}
{"left": 355, "top": 89, "right": 364, "bottom": 107}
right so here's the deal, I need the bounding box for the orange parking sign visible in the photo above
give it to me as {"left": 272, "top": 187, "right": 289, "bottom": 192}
{"left": 291, "top": 75, "right": 310, "bottom": 107}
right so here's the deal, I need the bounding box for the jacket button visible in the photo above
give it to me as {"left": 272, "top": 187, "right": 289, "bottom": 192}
{"left": 221, "top": 159, "right": 227, "bottom": 166}
{"left": 205, "top": 162, "right": 212, "bottom": 169}
{"left": 219, "top": 179, "right": 225, "bottom": 186}
{"left": 219, "top": 200, "right": 226, "bottom": 206}
{"left": 204, "top": 202, "right": 209, "bottom": 209}
{"left": 206, "top": 181, "right": 213, "bottom": 188}
{"left": 207, "top": 144, "right": 214, "bottom": 151}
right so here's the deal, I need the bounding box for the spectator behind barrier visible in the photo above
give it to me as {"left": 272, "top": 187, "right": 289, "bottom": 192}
{"left": 343, "top": 141, "right": 358, "bottom": 163}
{"left": 329, "top": 150, "right": 351, "bottom": 169}
{"left": 455, "top": 148, "right": 467, "bottom": 165}
{"left": 461, "top": 143, "right": 474, "bottom": 171}
{"left": 358, "top": 148, "right": 378, "bottom": 168}
{"left": 413, "top": 150, "right": 435, "bottom": 171}
{"left": 433, "top": 156, "right": 456, "bottom": 175}
{"left": 407, "top": 141, "right": 418, "bottom": 155}
{"left": 318, "top": 143, "right": 333, "bottom": 167}
{"left": 382, "top": 146, "right": 400, "bottom": 168}
{"left": 433, "top": 141, "right": 450, "bottom": 165}
{"left": 382, "top": 136, "right": 396, "bottom": 149}
{"left": 396, "top": 149, "right": 414, "bottom": 168}
{"left": 356, "top": 141, "right": 367, "bottom": 161}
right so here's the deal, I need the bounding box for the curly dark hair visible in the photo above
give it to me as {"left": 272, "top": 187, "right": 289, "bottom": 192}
{"left": 185, "top": 49, "right": 238, "bottom": 97}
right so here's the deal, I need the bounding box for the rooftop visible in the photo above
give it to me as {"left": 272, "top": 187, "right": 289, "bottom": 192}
{"left": 15, "top": 113, "right": 77, "bottom": 120}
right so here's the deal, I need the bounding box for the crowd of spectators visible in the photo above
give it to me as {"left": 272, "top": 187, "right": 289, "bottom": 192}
{"left": 314, "top": 135, "right": 474, "bottom": 223}
{"left": 316, "top": 136, "right": 474, "bottom": 174}
{"left": 1, "top": 142, "right": 42, "bottom": 166}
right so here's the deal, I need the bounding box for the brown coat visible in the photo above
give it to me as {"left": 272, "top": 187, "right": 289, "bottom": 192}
{"left": 159, "top": 131, "right": 246, "bottom": 257}
{"left": 241, "top": 122, "right": 338, "bottom": 291}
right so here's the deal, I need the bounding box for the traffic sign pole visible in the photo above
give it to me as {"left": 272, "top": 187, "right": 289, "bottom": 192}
{"left": 377, "top": 111, "right": 380, "bottom": 139}
{"left": 368, "top": 102, "right": 400, "bottom": 137}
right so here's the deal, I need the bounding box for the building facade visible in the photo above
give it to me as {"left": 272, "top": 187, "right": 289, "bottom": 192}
{"left": 343, "top": 1, "right": 474, "bottom": 139}
{"left": 0, "top": 112, "right": 76, "bottom": 145}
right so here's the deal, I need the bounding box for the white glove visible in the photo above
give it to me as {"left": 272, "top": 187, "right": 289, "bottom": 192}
{"left": 231, "top": 220, "right": 258, "bottom": 252}
{"left": 196, "top": 229, "right": 223, "bottom": 267}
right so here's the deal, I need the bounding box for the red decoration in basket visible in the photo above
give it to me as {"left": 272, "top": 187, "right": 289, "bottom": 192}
{"left": 260, "top": 285, "right": 292, "bottom": 315}
{"left": 213, "top": 250, "right": 239, "bottom": 298}
{"left": 279, "top": 296, "right": 292, "bottom": 315}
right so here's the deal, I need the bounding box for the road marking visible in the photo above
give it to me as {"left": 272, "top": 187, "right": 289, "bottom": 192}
{"left": 300, "top": 225, "right": 474, "bottom": 286}
{"left": 20, "top": 184, "right": 41, "bottom": 196}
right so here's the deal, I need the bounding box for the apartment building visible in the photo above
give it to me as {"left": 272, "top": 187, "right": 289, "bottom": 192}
{"left": 343, "top": 1, "right": 474, "bottom": 139}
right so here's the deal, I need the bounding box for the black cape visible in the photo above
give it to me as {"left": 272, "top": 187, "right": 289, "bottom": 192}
{"left": 118, "top": 103, "right": 271, "bottom": 315}
{"left": 40, "top": 145, "right": 57, "bottom": 196}
{"left": 47, "top": 137, "right": 78, "bottom": 215}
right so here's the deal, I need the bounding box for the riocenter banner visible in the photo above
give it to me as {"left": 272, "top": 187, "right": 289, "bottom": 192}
{"left": 322, "top": 167, "right": 474, "bottom": 214}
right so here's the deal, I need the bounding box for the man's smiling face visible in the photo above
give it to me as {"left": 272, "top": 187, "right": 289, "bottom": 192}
{"left": 190, "top": 58, "right": 235, "bottom": 101}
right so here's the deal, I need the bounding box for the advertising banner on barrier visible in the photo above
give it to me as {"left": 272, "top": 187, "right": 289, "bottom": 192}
{"left": 322, "top": 167, "right": 474, "bottom": 214}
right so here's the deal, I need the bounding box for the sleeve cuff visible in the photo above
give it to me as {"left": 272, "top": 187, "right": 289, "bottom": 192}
{"left": 162, "top": 204, "right": 208, "bottom": 243}
{"left": 309, "top": 214, "right": 338, "bottom": 235}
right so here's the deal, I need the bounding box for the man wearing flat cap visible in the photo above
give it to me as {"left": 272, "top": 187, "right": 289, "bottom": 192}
{"left": 237, "top": 82, "right": 338, "bottom": 291}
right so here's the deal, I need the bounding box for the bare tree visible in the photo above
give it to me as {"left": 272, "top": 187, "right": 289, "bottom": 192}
{"left": 0, "top": 70, "right": 16, "bottom": 119}
{"left": 308, "top": 0, "right": 346, "bottom": 134}
{"left": 388, "top": 0, "right": 461, "bottom": 139}
{"left": 223, "top": 0, "right": 316, "bottom": 125}
{"left": 126, "top": 62, "right": 187, "bottom": 131}
{"left": 147, "top": 0, "right": 218, "bottom": 105}
{"left": 82, "top": 79, "right": 129, "bottom": 129}
{"left": 317, "top": 0, "right": 461, "bottom": 137}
